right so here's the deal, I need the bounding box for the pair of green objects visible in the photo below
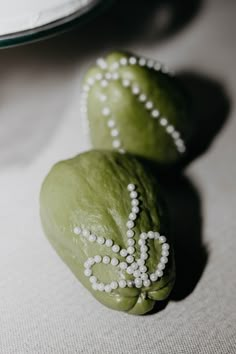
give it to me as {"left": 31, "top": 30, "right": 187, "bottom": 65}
{"left": 40, "top": 51, "right": 191, "bottom": 315}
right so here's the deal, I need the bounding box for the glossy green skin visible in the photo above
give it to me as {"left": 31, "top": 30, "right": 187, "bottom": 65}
{"left": 40, "top": 151, "right": 175, "bottom": 315}
{"left": 84, "top": 52, "right": 190, "bottom": 165}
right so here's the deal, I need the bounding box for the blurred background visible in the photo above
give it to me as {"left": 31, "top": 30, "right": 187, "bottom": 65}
{"left": 0, "top": 1, "right": 235, "bottom": 353}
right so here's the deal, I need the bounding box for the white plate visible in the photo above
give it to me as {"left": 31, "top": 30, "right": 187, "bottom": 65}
{"left": 0, "top": 0, "right": 113, "bottom": 47}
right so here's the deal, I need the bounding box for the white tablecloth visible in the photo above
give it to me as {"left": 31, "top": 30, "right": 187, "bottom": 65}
{"left": 0, "top": 0, "right": 236, "bottom": 353}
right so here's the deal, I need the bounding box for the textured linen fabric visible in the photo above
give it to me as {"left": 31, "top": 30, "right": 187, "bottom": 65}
{"left": 0, "top": 0, "right": 236, "bottom": 353}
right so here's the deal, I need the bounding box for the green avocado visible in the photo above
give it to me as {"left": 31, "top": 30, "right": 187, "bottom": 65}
{"left": 82, "top": 51, "right": 191, "bottom": 165}
{"left": 40, "top": 150, "right": 175, "bottom": 315}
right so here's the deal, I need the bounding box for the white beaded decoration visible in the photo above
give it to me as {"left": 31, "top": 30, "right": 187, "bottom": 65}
{"left": 73, "top": 183, "right": 170, "bottom": 292}
{"left": 81, "top": 54, "right": 186, "bottom": 154}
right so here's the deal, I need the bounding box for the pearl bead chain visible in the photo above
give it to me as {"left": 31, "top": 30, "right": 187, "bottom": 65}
{"left": 81, "top": 54, "right": 185, "bottom": 154}
{"left": 73, "top": 183, "right": 170, "bottom": 292}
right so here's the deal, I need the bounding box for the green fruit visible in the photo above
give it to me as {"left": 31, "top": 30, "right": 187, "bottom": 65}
{"left": 40, "top": 150, "right": 175, "bottom": 315}
{"left": 82, "top": 51, "right": 191, "bottom": 165}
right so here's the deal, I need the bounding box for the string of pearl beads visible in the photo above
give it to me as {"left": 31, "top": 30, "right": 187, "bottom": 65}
{"left": 73, "top": 183, "right": 170, "bottom": 292}
{"left": 81, "top": 55, "right": 186, "bottom": 154}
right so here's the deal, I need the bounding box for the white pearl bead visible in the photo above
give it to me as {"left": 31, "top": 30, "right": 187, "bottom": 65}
{"left": 89, "top": 276, "right": 97, "bottom": 283}
{"left": 111, "top": 258, "right": 119, "bottom": 266}
{"left": 160, "top": 256, "right": 168, "bottom": 264}
{"left": 154, "top": 62, "right": 161, "bottom": 71}
{"left": 88, "top": 257, "right": 95, "bottom": 266}
{"left": 178, "top": 145, "right": 186, "bottom": 153}
{"left": 139, "top": 58, "right": 146, "bottom": 66}
{"left": 110, "top": 281, "right": 118, "bottom": 289}
{"left": 132, "top": 86, "right": 140, "bottom": 95}
{"left": 162, "top": 65, "right": 169, "bottom": 73}
{"left": 97, "top": 237, "right": 105, "bottom": 245}
{"left": 89, "top": 234, "right": 96, "bottom": 242}
{"left": 159, "top": 236, "right": 167, "bottom": 243}
{"left": 112, "top": 140, "right": 121, "bottom": 148}
{"left": 145, "top": 101, "right": 153, "bottom": 110}
{"left": 120, "top": 249, "right": 128, "bottom": 257}
{"left": 82, "top": 229, "right": 90, "bottom": 237}
{"left": 131, "top": 262, "right": 138, "bottom": 270}
{"left": 105, "top": 239, "right": 113, "bottom": 247}
{"left": 166, "top": 125, "right": 174, "bottom": 134}
{"left": 131, "top": 199, "right": 139, "bottom": 206}
{"left": 162, "top": 243, "right": 170, "bottom": 250}
{"left": 98, "top": 283, "right": 105, "bottom": 291}
{"left": 151, "top": 109, "right": 160, "bottom": 118}
{"left": 112, "top": 244, "right": 120, "bottom": 253}
{"left": 103, "top": 256, "right": 110, "bottom": 264}
{"left": 126, "top": 220, "right": 134, "bottom": 229}
{"left": 127, "top": 280, "right": 133, "bottom": 287}
{"left": 111, "top": 129, "right": 119, "bottom": 137}
{"left": 156, "top": 270, "right": 163, "bottom": 277}
{"left": 102, "top": 107, "right": 110, "bottom": 116}
{"left": 132, "top": 206, "right": 139, "bottom": 214}
{"left": 139, "top": 94, "right": 147, "bottom": 102}
{"left": 150, "top": 273, "right": 158, "bottom": 282}
{"left": 162, "top": 250, "right": 169, "bottom": 257}
{"left": 141, "top": 274, "right": 148, "bottom": 281}
{"left": 138, "top": 239, "right": 145, "bottom": 246}
{"left": 119, "top": 280, "right": 127, "bottom": 288}
{"left": 122, "top": 79, "right": 130, "bottom": 87}
{"left": 173, "top": 131, "right": 180, "bottom": 139}
{"left": 160, "top": 118, "right": 168, "bottom": 126}
{"left": 129, "top": 57, "right": 137, "bottom": 65}
{"left": 140, "top": 232, "right": 147, "bottom": 240}
{"left": 84, "top": 261, "right": 90, "bottom": 268}
{"left": 107, "top": 119, "right": 115, "bottom": 128}
{"left": 127, "top": 183, "right": 135, "bottom": 191}
{"left": 87, "top": 77, "right": 95, "bottom": 85}
{"left": 137, "top": 259, "right": 145, "bottom": 266}
{"left": 126, "top": 266, "right": 133, "bottom": 274}
{"left": 73, "top": 227, "right": 81, "bottom": 235}
{"left": 140, "top": 245, "right": 148, "bottom": 253}
{"left": 158, "top": 263, "right": 165, "bottom": 270}
{"left": 154, "top": 232, "right": 160, "bottom": 239}
{"left": 127, "top": 239, "right": 135, "bottom": 246}
{"left": 134, "top": 278, "right": 142, "bottom": 288}
{"left": 133, "top": 270, "right": 141, "bottom": 278}
{"left": 84, "top": 269, "right": 92, "bottom": 277}
{"left": 127, "top": 230, "right": 134, "bottom": 238}
{"left": 130, "top": 191, "right": 138, "bottom": 199}
{"left": 126, "top": 255, "right": 134, "bottom": 264}
{"left": 176, "top": 138, "right": 184, "bottom": 147}
{"left": 127, "top": 246, "right": 135, "bottom": 255}
{"left": 143, "top": 279, "right": 151, "bottom": 287}
{"left": 141, "top": 253, "right": 148, "bottom": 260}
{"left": 120, "top": 58, "right": 128, "bottom": 65}
{"left": 92, "top": 283, "right": 98, "bottom": 290}
{"left": 139, "top": 265, "right": 147, "bottom": 273}
{"left": 120, "top": 262, "right": 128, "bottom": 270}
{"left": 148, "top": 231, "right": 155, "bottom": 239}
{"left": 147, "top": 59, "right": 154, "bottom": 68}
{"left": 105, "top": 285, "right": 112, "bottom": 293}
{"left": 96, "top": 58, "right": 107, "bottom": 69}
{"left": 94, "top": 255, "right": 102, "bottom": 263}
{"left": 129, "top": 212, "right": 137, "bottom": 221}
